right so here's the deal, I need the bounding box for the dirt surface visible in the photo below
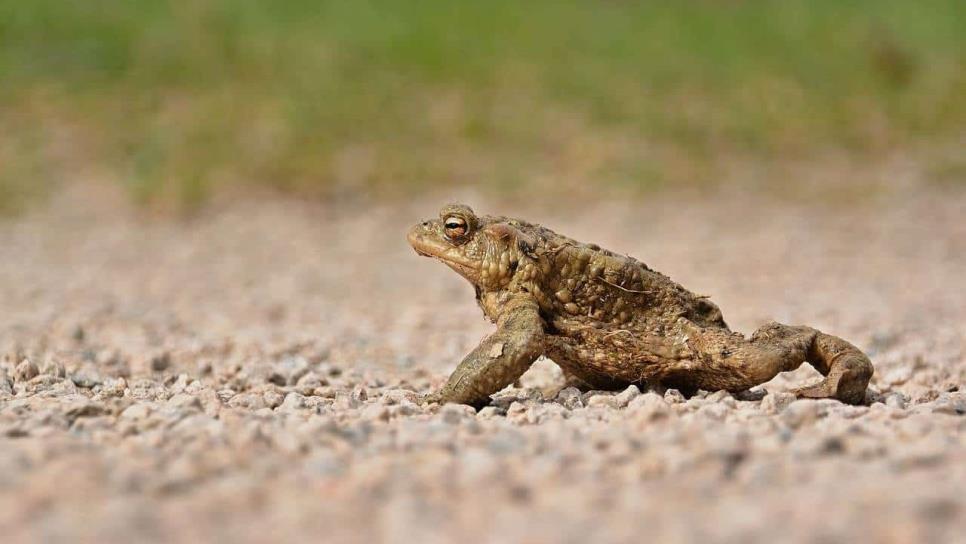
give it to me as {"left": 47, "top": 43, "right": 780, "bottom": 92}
{"left": 1, "top": 184, "right": 964, "bottom": 543}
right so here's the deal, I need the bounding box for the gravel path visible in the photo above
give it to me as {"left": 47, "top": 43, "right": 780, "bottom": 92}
{"left": 1, "top": 185, "right": 964, "bottom": 543}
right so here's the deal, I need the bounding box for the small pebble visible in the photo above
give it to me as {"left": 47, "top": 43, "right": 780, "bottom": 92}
{"left": 70, "top": 365, "right": 103, "bottom": 388}
{"left": 0, "top": 370, "right": 12, "bottom": 394}
{"left": 263, "top": 390, "right": 285, "bottom": 409}
{"left": 440, "top": 403, "right": 476, "bottom": 424}
{"left": 167, "top": 394, "right": 203, "bottom": 411}
{"left": 627, "top": 392, "right": 670, "bottom": 421}
{"left": 476, "top": 406, "right": 506, "bottom": 419}
{"left": 664, "top": 389, "right": 686, "bottom": 404}
{"left": 40, "top": 358, "right": 66, "bottom": 378}
{"left": 760, "top": 392, "right": 796, "bottom": 415}
{"left": 780, "top": 400, "right": 826, "bottom": 429}
{"left": 587, "top": 394, "right": 620, "bottom": 409}
{"left": 150, "top": 352, "right": 171, "bottom": 372}
{"left": 278, "top": 392, "right": 307, "bottom": 412}
{"left": 614, "top": 385, "right": 641, "bottom": 407}
{"left": 555, "top": 387, "right": 583, "bottom": 410}
{"left": 361, "top": 404, "right": 390, "bottom": 422}
{"left": 14, "top": 359, "right": 39, "bottom": 382}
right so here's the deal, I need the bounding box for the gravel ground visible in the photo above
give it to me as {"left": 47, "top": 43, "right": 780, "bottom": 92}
{"left": 1, "top": 184, "right": 964, "bottom": 543}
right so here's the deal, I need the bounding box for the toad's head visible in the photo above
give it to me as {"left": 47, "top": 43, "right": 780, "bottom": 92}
{"left": 408, "top": 203, "right": 535, "bottom": 292}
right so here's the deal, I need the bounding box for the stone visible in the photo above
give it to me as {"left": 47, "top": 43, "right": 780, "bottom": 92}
{"left": 150, "top": 352, "right": 172, "bottom": 372}
{"left": 587, "top": 394, "right": 620, "bottom": 409}
{"left": 278, "top": 392, "right": 307, "bottom": 412}
{"left": 167, "top": 394, "right": 203, "bottom": 411}
{"left": 295, "top": 372, "right": 327, "bottom": 394}
{"left": 928, "top": 393, "right": 966, "bottom": 416}
{"left": 706, "top": 390, "right": 738, "bottom": 408}
{"left": 351, "top": 386, "right": 368, "bottom": 403}
{"left": 440, "top": 403, "right": 475, "bottom": 424}
{"left": 884, "top": 392, "right": 908, "bottom": 410}
{"left": 882, "top": 365, "right": 913, "bottom": 386}
{"left": 506, "top": 401, "right": 529, "bottom": 424}
{"left": 361, "top": 404, "right": 390, "bottom": 422}
{"left": 380, "top": 389, "right": 419, "bottom": 405}
{"left": 0, "top": 370, "right": 12, "bottom": 394}
{"left": 699, "top": 403, "right": 729, "bottom": 421}
{"left": 40, "top": 358, "right": 66, "bottom": 378}
{"left": 14, "top": 359, "right": 38, "bottom": 382}
{"left": 216, "top": 389, "right": 237, "bottom": 403}
{"left": 333, "top": 390, "right": 361, "bottom": 410}
{"left": 664, "top": 389, "right": 686, "bottom": 404}
{"left": 270, "top": 356, "right": 311, "bottom": 386}
{"left": 614, "top": 384, "right": 641, "bottom": 407}
{"left": 476, "top": 406, "right": 506, "bottom": 419}
{"left": 70, "top": 365, "right": 103, "bottom": 388}
{"left": 227, "top": 393, "right": 267, "bottom": 410}
{"left": 627, "top": 392, "right": 670, "bottom": 421}
{"left": 390, "top": 401, "right": 420, "bottom": 417}
{"left": 263, "top": 390, "right": 285, "bottom": 409}
{"left": 780, "top": 400, "right": 827, "bottom": 429}
{"left": 65, "top": 399, "right": 108, "bottom": 420}
{"left": 121, "top": 403, "right": 152, "bottom": 420}
{"left": 555, "top": 387, "right": 583, "bottom": 410}
{"left": 760, "top": 391, "right": 796, "bottom": 415}
{"left": 100, "top": 377, "right": 128, "bottom": 397}
{"left": 735, "top": 388, "right": 768, "bottom": 401}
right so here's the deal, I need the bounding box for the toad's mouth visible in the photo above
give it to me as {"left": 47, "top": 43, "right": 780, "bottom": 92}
{"left": 408, "top": 225, "right": 481, "bottom": 279}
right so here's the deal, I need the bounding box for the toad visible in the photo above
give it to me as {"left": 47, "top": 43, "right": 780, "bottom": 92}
{"left": 408, "top": 204, "right": 873, "bottom": 408}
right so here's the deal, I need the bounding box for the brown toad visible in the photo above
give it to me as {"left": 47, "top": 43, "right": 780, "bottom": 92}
{"left": 408, "top": 203, "right": 873, "bottom": 408}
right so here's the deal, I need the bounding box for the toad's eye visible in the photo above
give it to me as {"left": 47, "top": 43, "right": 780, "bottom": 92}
{"left": 443, "top": 215, "right": 468, "bottom": 239}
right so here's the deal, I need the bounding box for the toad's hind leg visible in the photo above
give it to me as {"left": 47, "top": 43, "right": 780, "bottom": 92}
{"left": 674, "top": 322, "right": 873, "bottom": 405}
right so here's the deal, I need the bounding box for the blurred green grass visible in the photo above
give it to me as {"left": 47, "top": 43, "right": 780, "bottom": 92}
{"left": 1, "top": 0, "right": 964, "bottom": 210}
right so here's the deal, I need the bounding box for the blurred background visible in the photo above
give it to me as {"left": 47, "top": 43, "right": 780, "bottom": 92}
{"left": 2, "top": 3, "right": 965, "bottom": 543}
{"left": 1, "top": 0, "right": 964, "bottom": 211}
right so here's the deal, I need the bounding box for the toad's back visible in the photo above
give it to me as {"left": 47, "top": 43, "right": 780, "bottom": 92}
{"left": 511, "top": 221, "right": 729, "bottom": 335}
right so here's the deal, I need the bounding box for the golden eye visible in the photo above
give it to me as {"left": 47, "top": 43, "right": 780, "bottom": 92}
{"left": 443, "top": 215, "right": 468, "bottom": 239}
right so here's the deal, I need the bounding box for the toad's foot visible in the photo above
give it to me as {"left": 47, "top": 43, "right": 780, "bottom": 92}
{"left": 791, "top": 348, "right": 872, "bottom": 404}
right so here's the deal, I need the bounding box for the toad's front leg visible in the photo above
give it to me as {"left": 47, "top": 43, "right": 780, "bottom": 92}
{"left": 426, "top": 295, "right": 544, "bottom": 409}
